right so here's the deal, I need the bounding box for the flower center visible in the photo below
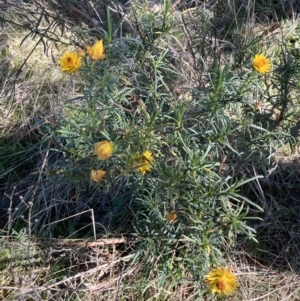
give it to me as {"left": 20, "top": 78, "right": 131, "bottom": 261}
{"left": 67, "top": 57, "right": 72, "bottom": 63}
{"left": 257, "top": 59, "right": 266, "bottom": 66}
{"left": 216, "top": 279, "right": 227, "bottom": 290}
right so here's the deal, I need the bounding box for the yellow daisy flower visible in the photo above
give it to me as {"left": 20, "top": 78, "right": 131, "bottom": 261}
{"left": 59, "top": 51, "right": 82, "bottom": 73}
{"left": 94, "top": 140, "right": 114, "bottom": 160}
{"left": 166, "top": 212, "right": 177, "bottom": 222}
{"left": 134, "top": 150, "right": 154, "bottom": 174}
{"left": 205, "top": 267, "right": 239, "bottom": 296}
{"left": 252, "top": 54, "right": 271, "bottom": 73}
{"left": 87, "top": 39, "right": 106, "bottom": 61}
{"left": 90, "top": 169, "right": 106, "bottom": 183}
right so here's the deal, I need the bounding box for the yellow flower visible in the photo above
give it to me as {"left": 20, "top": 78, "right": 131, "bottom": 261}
{"left": 94, "top": 140, "right": 114, "bottom": 160}
{"left": 252, "top": 54, "right": 271, "bottom": 73}
{"left": 205, "top": 267, "right": 239, "bottom": 296}
{"left": 166, "top": 212, "right": 177, "bottom": 222}
{"left": 134, "top": 150, "right": 154, "bottom": 174}
{"left": 90, "top": 169, "right": 106, "bottom": 183}
{"left": 59, "top": 51, "right": 82, "bottom": 73}
{"left": 87, "top": 40, "right": 106, "bottom": 61}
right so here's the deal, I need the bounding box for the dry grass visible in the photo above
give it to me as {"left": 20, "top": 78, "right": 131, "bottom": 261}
{"left": 0, "top": 8, "right": 83, "bottom": 137}
{"left": 0, "top": 228, "right": 136, "bottom": 300}
{"left": 234, "top": 253, "right": 300, "bottom": 301}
